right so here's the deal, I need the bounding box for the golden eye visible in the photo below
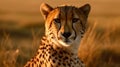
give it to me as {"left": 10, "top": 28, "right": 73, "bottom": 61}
{"left": 54, "top": 18, "right": 61, "bottom": 23}
{"left": 72, "top": 18, "right": 79, "bottom": 23}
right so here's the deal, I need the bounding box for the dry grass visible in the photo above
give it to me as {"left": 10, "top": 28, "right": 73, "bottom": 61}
{"left": 0, "top": 23, "right": 44, "bottom": 67}
{"left": 79, "top": 21, "right": 120, "bottom": 67}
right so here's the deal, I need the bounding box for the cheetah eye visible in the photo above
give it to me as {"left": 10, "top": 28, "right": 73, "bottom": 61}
{"left": 54, "top": 18, "right": 61, "bottom": 23}
{"left": 72, "top": 18, "right": 79, "bottom": 23}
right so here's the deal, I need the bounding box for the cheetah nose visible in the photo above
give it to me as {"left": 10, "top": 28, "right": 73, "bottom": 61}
{"left": 62, "top": 32, "right": 71, "bottom": 38}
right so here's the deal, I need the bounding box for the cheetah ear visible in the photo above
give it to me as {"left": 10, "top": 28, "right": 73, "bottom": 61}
{"left": 40, "top": 3, "right": 53, "bottom": 19}
{"left": 79, "top": 4, "right": 91, "bottom": 18}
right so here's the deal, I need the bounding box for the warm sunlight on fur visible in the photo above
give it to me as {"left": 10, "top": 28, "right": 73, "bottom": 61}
{"left": 0, "top": 0, "right": 120, "bottom": 67}
{"left": 24, "top": 3, "right": 90, "bottom": 67}
{"left": 40, "top": 3, "right": 90, "bottom": 47}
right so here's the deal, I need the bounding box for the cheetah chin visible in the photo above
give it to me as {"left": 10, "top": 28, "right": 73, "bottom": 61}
{"left": 58, "top": 39, "right": 73, "bottom": 47}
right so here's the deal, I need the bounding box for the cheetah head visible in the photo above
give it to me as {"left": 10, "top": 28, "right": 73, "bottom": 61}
{"left": 40, "top": 3, "right": 90, "bottom": 47}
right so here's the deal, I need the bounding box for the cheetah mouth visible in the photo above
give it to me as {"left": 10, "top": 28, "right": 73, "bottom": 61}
{"left": 58, "top": 38, "right": 74, "bottom": 46}
{"left": 58, "top": 37, "right": 71, "bottom": 42}
{"left": 64, "top": 39, "right": 70, "bottom": 43}
{"left": 57, "top": 36, "right": 75, "bottom": 45}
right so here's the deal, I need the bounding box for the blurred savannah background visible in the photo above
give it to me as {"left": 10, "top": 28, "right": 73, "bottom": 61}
{"left": 0, "top": 0, "right": 120, "bottom": 67}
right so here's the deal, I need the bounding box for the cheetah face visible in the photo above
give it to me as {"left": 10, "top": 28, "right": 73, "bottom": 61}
{"left": 40, "top": 3, "right": 90, "bottom": 47}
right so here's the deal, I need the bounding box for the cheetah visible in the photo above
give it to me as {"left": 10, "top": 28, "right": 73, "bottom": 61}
{"left": 24, "top": 3, "right": 91, "bottom": 67}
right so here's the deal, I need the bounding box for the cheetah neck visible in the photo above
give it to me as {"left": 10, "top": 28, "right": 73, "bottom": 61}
{"left": 35, "top": 36, "right": 83, "bottom": 67}
{"left": 24, "top": 36, "right": 83, "bottom": 67}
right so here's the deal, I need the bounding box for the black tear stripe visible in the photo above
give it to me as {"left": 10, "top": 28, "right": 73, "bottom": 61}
{"left": 80, "top": 21, "right": 85, "bottom": 38}
{"left": 57, "top": 8, "right": 61, "bottom": 36}
{"left": 58, "top": 8, "right": 61, "bottom": 31}
{"left": 80, "top": 21, "right": 85, "bottom": 34}
{"left": 72, "top": 7, "right": 77, "bottom": 40}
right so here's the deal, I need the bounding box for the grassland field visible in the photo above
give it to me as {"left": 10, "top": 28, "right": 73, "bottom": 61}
{"left": 0, "top": 0, "right": 120, "bottom": 67}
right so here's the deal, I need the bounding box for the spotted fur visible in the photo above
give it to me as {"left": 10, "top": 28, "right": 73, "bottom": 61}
{"left": 24, "top": 3, "right": 90, "bottom": 67}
